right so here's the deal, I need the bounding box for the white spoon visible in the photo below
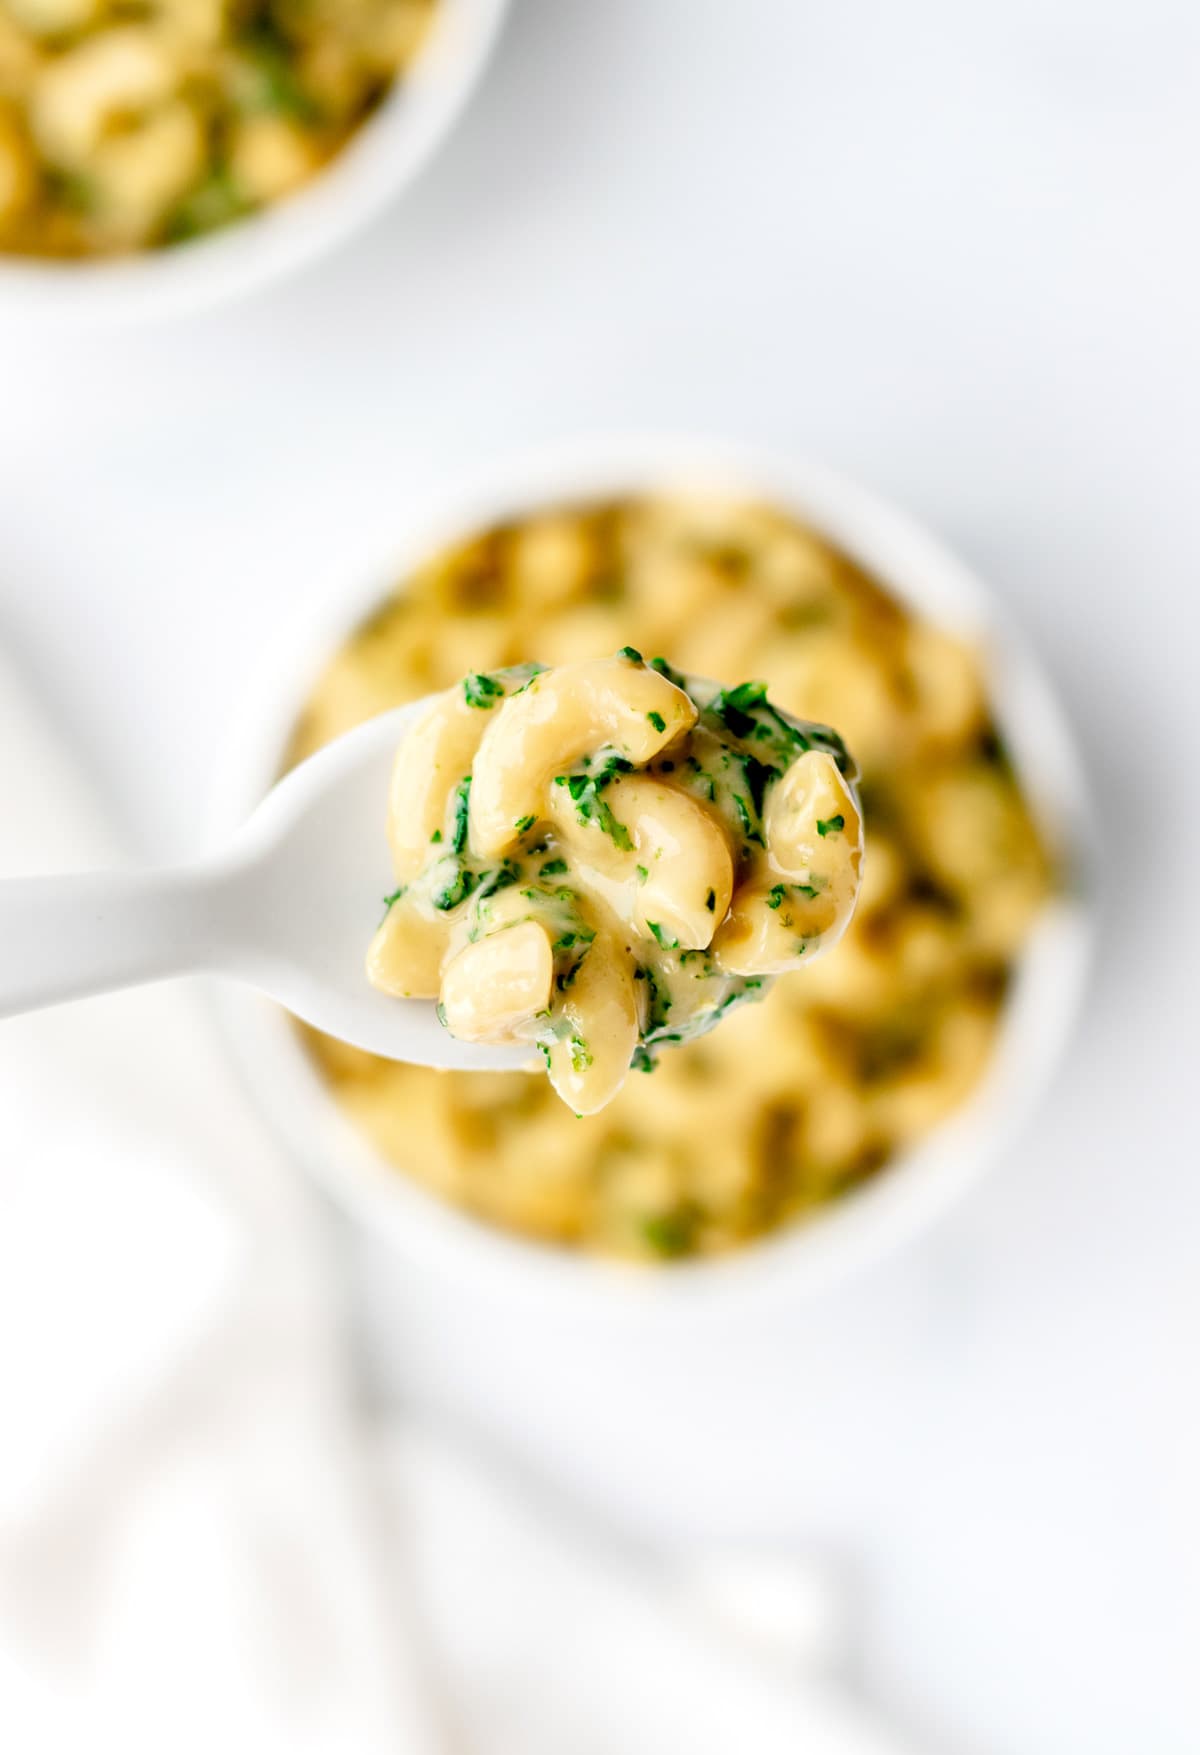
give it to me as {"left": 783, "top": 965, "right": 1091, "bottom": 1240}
{"left": 0, "top": 702, "right": 530, "bottom": 1071}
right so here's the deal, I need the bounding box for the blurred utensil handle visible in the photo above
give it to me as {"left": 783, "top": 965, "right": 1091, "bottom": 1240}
{"left": 0, "top": 865, "right": 225, "bottom": 1019}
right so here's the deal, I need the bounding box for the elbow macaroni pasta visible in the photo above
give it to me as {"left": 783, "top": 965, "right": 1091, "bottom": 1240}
{"left": 366, "top": 652, "right": 863, "bottom": 1113}
{"left": 288, "top": 494, "right": 1057, "bottom": 1262}
{"left": 0, "top": 0, "right": 437, "bottom": 258}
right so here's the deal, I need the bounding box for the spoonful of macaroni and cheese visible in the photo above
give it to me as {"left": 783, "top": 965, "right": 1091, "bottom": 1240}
{"left": 0, "top": 651, "right": 861, "bottom": 1093}
{"left": 366, "top": 650, "right": 863, "bottom": 1111}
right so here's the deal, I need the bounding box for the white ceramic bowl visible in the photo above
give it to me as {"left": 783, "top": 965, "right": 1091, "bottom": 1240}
{"left": 211, "top": 437, "right": 1097, "bottom": 1311}
{"left": 0, "top": 0, "right": 509, "bottom": 324}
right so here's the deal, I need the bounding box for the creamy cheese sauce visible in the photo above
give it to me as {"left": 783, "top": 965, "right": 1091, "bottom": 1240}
{"left": 366, "top": 652, "right": 863, "bottom": 1113}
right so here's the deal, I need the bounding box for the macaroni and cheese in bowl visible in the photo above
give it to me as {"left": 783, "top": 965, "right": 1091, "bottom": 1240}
{"left": 215, "top": 446, "right": 1092, "bottom": 1292}
{"left": 0, "top": 0, "right": 508, "bottom": 313}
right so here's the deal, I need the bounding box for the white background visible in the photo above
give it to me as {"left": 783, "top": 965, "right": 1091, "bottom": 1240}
{"left": 1, "top": 2, "right": 1198, "bottom": 1750}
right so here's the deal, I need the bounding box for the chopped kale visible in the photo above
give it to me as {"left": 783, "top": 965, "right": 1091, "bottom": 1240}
{"left": 742, "top": 753, "right": 779, "bottom": 816}
{"left": 617, "top": 645, "right": 644, "bottom": 664}
{"left": 807, "top": 721, "right": 855, "bottom": 777}
{"left": 638, "top": 963, "right": 673, "bottom": 1036}
{"left": 160, "top": 166, "right": 248, "bottom": 243}
{"left": 45, "top": 166, "right": 99, "bottom": 215}
{"left": 474, "top": 862, "right": 521, "bottom": 902}
{"left": 556, "top": 952, "right": 586, "bottom": 992}
{"left": 767, "top": 880, "right": 819, "bottom": 913}
{"left": 588, "top": 751, "right": 635, "bottom": 785}
{"left": 702, "top": 680, "right": 859, "bottom": 782}
{"left": 647, "top": 710, "right": 666, "bottom": 733}
{"left": 710, "top": 678, "right": 768, "bottom": 739}
{"left": 554, "top": 927, "right": 596, "bottom": 952}
{"left": 648, "top": 655, "right": 687, "bottom": 689}
{"left": 817, "top": 814, "right": 845, "bottom": 837}
{"left": 510, "top": 664, "right": 547, "bottom": 697}
{"left": 451, "top": 776, "right": 472, "bottom": 854}
{"left": 591, "top": 800, "right": 634, "bottom": 854}
{"left": 555, "top": 766, "right": 633, "bottom": 850}
{"left": 432, "top": 863, "right": 477, "bottom": 911}
{"left": 979, "top": 728, "right": 1014, "bottom": 773}
{"left": 463, "top": 671, "right": 504, "bottom": 709}
{"left": 732, "top": 793, "right": 763, "bottom": 845}
{"left": 236, "top": 18, "right": 323, "bottom": 122}
{"left": 639, "top": 1207, "right": 698, "bottom": 1257}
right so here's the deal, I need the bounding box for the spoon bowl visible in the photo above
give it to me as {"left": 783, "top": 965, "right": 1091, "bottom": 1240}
{"left": 0, "top": 702, "right": 531, "bottom": 1072}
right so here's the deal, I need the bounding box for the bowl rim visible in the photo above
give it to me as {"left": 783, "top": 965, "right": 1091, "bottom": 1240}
{"left": 209, "top": 434, "right": 1098, "bottom": 1315}
{"left": 0, "top": 0, "right": 510, "bottom": 324}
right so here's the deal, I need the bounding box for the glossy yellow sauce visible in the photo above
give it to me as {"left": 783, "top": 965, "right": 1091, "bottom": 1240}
{"left": 0, "top": 0, "right": 437, "bottom": 257}
{"left": 289, "top": 495, "right": 1055, "bottom": 1262}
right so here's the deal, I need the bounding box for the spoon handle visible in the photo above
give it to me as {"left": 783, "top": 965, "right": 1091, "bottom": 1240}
{"left": 0, "top": 867, "right": 219, "bottom": 1020}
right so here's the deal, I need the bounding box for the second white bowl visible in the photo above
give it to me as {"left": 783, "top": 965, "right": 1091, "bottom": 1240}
{"left": 0, "top": 0, "right": 510, "bottom": 324}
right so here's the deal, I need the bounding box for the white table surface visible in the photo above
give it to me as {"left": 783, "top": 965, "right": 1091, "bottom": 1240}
{"left": 1, "top": 3, "right": 1197, "bottom": 1750}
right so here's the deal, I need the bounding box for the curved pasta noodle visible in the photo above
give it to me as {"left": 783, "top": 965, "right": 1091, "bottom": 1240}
{"left": 542, "top": 930, "right": 639, "bottom": 1116}
{"left": 366, "top": 898, "right": 446, "bottom": 998}
{"left": 441, "top": 921, "right": 555, "bottom": 1044}
{"left": 387, "top": 667, "right": 532, "bottom": 878}
{"left": 713, "top": 748, "right": 865, "bottom": 974}
{"left": 469, "top": 655, "right": 697, "bottom": 857}
{"left": 547, "top": 772, "right": 734, "bottom": 951}
{"left": 30, "top": 29, "right": 204, "bottom": 242}
{"left": 32, "top": 31, "right": 178, "bottom": 167}
{"left": 763, "top": 750, "right": 862, "bottom": 886}
{"left": 712, "top": 881, "right": 842, "bottom": 975}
